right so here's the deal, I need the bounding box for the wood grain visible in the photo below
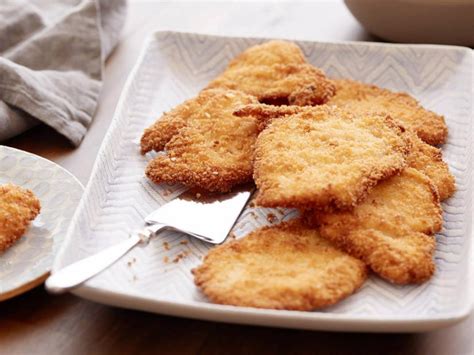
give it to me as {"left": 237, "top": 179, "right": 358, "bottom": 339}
{"left": 1, "top": 2, "right": 472, "bottom": 354}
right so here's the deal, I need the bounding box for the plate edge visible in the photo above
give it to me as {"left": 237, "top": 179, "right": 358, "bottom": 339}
{"left": 72, "top": 285, "right": 471, "bottom": 333}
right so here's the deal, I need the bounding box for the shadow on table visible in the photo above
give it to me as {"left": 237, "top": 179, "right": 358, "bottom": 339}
{"left": 4, "top": 124, "right": 74, "bottom": 158}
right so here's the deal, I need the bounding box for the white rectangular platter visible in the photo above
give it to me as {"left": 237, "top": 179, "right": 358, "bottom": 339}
{"left": 54, "top": 31, "right": 473, "bottom": 332}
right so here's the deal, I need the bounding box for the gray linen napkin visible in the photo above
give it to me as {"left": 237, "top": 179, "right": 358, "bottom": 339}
{"left": 0, "top": 0, "right": 127, "bottom": 146}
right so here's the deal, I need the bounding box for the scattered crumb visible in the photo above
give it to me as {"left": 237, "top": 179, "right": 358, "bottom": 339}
{"left": 163, "top": 256, "right": 169, "bottom": 263}
{"left": 267, "top": 213, "right": 277, "bottom": 223}
{"left": 180, "top": 240, "right": 189, "bottom": 245}
{"left": 250, "top": 211, "right": 257, "bottom": 219}
{"left": 127, "top": 258, "right": 137, "bottom": 268}
{"left": 163, "top": 190, "right": 170, "bottom": 197}
{"left": 172, "top": 250, "right": 190, "bottom": 263}
{"left": 229, "top": 233, "right": 237, "bottom": 240}
{"left": 163, "top": 241, "right": 170, "bottom": 250}
{"left": 249, "top": 201, "right": 256, "bottom": 208}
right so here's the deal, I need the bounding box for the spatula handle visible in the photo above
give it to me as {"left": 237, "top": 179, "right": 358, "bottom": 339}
{"left": 45, "top": 224, "right": 166, "bottom": 294}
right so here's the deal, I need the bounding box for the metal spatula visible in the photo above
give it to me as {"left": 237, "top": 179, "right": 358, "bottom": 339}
{"left": 45, "top": 185, "right": 253, "bottom": 294}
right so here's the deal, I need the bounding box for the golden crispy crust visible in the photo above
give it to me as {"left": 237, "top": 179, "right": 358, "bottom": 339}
{"left": 193, "top": 219, "right": 367, "bottom": 310}
{"left": 206, "top": 41, "right": 335, "bottom": 105}
{"left": 241, "top": 104, "right": 411, "bottom": 209}
{"left": 141, "top": 89, "right": 257, "bottom": 154}
{"left": 406, "top": 132, "right": 456, "bottom": 200}
{"left": 328, "top": 79, "right": 448, "bottom": 145}
{"left": 140, "top": 105, "right": 189, "bottom": 154}
{"left": 144, "top": 89, "right": 259, "bottom": 192}
{"left": 234, "top": 103, "right": 303, "bottom": 132}
{"left": 307, "top": 168, "right": 443, "bottom": 284}
{"left": 226, "top": 40, "right": 307, "bottom": 67}
{"left": 0, "top": 184, "right": 41, "bottom": 253}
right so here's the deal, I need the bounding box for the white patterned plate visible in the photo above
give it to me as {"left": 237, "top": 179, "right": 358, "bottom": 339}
{"left": 53, "top": 32, "right": 473, "bottom": 332}
{"left": 0, "top": 146, "right": 83, "bottom": 301}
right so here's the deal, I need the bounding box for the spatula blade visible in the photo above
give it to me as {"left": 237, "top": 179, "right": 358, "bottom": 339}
{"left": 145, "top": 185, "right": 253, "bottom": 244}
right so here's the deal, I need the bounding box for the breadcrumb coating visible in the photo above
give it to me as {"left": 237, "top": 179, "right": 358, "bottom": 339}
{"left": 238, "top": 104, "right": 411, "bottom": 209}
{"left": 406, "top": 132, "right": 455, "bottom": 200}
{"left": 144, "top": 89, "right": 259, "bottom": 192}
{"left": 0, "top": 184, "right": 41, "bottom": 253}
{"left": 308, "top": 168, "right": 443, "bottom": 284}
{"left": 234, "top": 103, "right": 305, "bottom": 131}
{"left": 224, "top": 40, "right": 307, "bottom": 68}
{"left": 328, "top": 79, "right": 447, "bottom": 145}
{"left": 206, "top": 40, "right": 335, "bottom": 106}
{"left": 193, "top": 219, "right": 367, "bottom": 310}
{"left": 141, "top": 89, "right": 257, "bottom": 154}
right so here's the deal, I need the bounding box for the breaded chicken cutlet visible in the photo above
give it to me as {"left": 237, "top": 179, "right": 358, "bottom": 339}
{"left": 0, "top": 184, "right": 41, "bottom": 253}
{"left": 141, "top": 89, "right": 257, "bottom": 154}
{"left": 193, "top": 219, "right": 367, "bottom": 310}
{"left": 328, "top": 79, "right": 448, "bottom": 145}
{"left": 406, "top": 132, "right": 455, "bottom": 201}
{"left": 236, "top": 104, "right": 411, "bottom": 210}
{"left": 206, "top": 40, "right": 335, "bottom": 106}
{"left": 306, "top": 168, "right": 443, "bottom": 284}
{"left": 143, "top": 89, "right": 259, "bottom": 192}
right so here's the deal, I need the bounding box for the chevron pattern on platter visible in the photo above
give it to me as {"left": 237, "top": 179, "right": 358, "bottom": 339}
{"left": 54, "top": 32, "right": 473, "bottom": 319}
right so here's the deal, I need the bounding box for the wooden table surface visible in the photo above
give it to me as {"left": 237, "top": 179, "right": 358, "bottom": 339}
{"left": 1, "top": 2, "right": 472, "bottom": 354}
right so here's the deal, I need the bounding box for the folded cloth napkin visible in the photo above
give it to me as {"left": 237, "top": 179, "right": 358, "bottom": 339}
{"left": 0, "top": 0, "right": 127, "bottom": 146}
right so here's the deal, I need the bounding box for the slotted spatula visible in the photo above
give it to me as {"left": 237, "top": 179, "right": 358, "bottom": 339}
{"left": 45, "top": 185, "right": 253, "bottom": 294}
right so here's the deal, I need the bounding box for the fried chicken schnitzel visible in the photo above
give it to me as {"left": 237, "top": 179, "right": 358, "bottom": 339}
{"left": 307, "top": 168, "right": 442, "bottom": 284}
{"left": 206, "top": 40, "right": 335, "bottom": 106}
{"left": 0, "top": 184, "right": 41, "bottom": 253}
{"left": 141, "top": 89, "right": 258, "bottom": 154}
{"left": 407, "top": 132, "right": 455, "bottom": 200}
{"left": 143, "top": 89, "right": 260, "bottom": 192}
{"left": 236, "top": 104, "right": 411, "bottom": 209}
{"left": 193, "top": 219, "right": 367, "bottom": 310}
{"left": 328, "top": 79, "right": 448, "bottom": 145}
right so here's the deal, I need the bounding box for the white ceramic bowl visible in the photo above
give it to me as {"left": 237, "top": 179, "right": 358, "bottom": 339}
{"left": 345, "top": 0, "right": 474, "bottom": 46}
